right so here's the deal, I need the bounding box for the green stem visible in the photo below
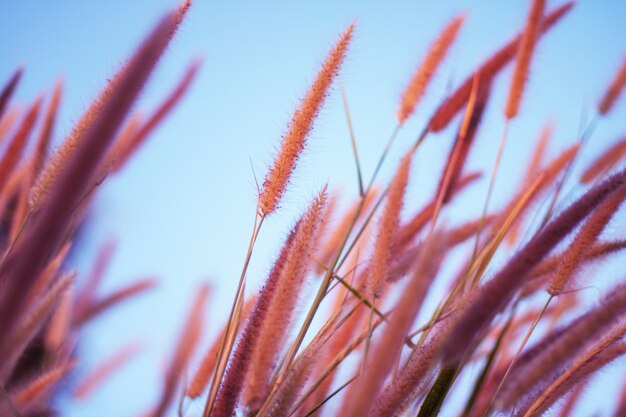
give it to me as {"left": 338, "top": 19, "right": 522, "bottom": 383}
{"left": 416, "top": 365, "right": 457, "bottom": 417}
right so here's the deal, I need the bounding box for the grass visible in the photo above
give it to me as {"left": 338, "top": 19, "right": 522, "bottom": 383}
{"left": 1, "top": 1, "right": 626, "bottom": 416}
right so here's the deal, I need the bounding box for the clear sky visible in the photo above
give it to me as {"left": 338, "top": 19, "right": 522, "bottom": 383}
{"left": 1, "top": 1, "right": 626, "bottom": 416}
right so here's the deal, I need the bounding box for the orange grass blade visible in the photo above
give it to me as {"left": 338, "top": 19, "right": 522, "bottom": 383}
{"left": 396, "top": 14, "right": 465, "bottom": 124}
{"left": 548, "top": 179, "right": 626, "bottom": 295}
{"left": 441, "top": 167, "right": 626, "bottom": 365}
{"left": 0, "top": 96, "right": 42, "bottom": 192}
{"left": 73, "top": 341, "right": 143, "bottom": 401}
{"left": 114, "top": 58, "right": 201, "bottom": 171}
{"left": 367, "top": 153, "right": 411, "bottom": 298}
{"left": 74, "top": 277, "right": 157, "bottom": 326}
{"left": 187, "top": 295, "right": 256, "bottom": 399}
{"left": 397, "top": 171, "right": 481, "bottom": 246}
{"left": 27, "top": 241, "right": 73, "bottom": 304}
{"left": 0, "top": 272, "right": 74, "bottom": 383}
{"left": 340, "top": 235, "right": 443, "bottom": 417}
{"left": 0, "top": 7, "right": 188, "bottom": 342}
{"left": 504, "top": 0, "right": 546, "bottom": 120}
{"left": 499, "top": 283, "right": 626, "bottom": 410}
{"left": 580, "top": 135, "right": 626, "bottom": 184}
{"left": 428, "top": 2, "right": 573, "bottom": 132}
{"left": 244, "top": 189, "right": 328, "bottom": 410}
{"left": 32, "top": 80, "right": 63, "bottom": 180}
{"left": 74, "top": 239, "right": 116, "bottom": 319}
{"left": 0, "top": 106, "right": 21, "bottom": 142}
{"left": 28, "top": 1, "right": 191, "bottom": 210}
{"left": 598, "top": 55, "right": 626, "bottom": 115}
{"left": 315, "top": 188, "right": 377, "bottom": 274}
{"left": 151, "top": 283, "right": 209, "bottom": 417}
{"left": 10, "top": 361, "right": 74, "bottom": 410}
{"left": 44, "top": 283, "right": 73, "bottom": 351}
{"left": 506, "top": 121, "right": 554, "bottom": 246}
{"left": 207, "top": 224, "right": 299, "bottom": 417}
{"left": 489, "top": 143, "right": 581, "bottom": 244}
{"left": 519, "top": 326, "right": 626, "bottom": 417}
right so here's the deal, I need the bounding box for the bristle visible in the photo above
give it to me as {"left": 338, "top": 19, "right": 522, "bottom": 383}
{"left": 0, "top": 67, "right": 23, "bottom": 121}
{"left": 548, "top": 181, "right": 626, "bottom": 295}
{"left": 341, "top": 236, "right": 443, "bottom": 417}
{"left": 151, "top": 284, "right": 209, "bottom": 417}
{"left": 0, "top": 272, "right": 74, "bottom": 382}
{"left": 316, "top": 189, "right": 377, "bottom": 274}
{"left": 73, "top": 342, "right": 143, "bottom": 401}
{"left": 0, "top": 9, "right": 185, "bottom": 341}
{"left": 32, "top": 80, "right": 63, "bottom": 180}
{"left": 44, "top": 284, "right": 73, "bottom": 350}
{"left": 397, "top": 172, "right": 481, "bottom": 246}
{"left": 102, "top": 112, "right": 143, "bottom": 175}
{"left": 396, "top": 15, "right": 465, "bottom": 124}
{"left": 258, "top": 23, "right": 353, "bottom": 216}
{"left": 507, "top": 121, "right": 554, "bottom": 246}
{"left": 270, "top": 315, "right": 339, "bottom": 417}
{"left": 499, "top": 282, "right": 626, "bottom": 410}
{"left": 389, "top": 217, "right": 493, "bottom": 284}
{"left": 208, "top": 220, "right": 299, "bottom": 417}
{"left": 74, "top": 278, "right": 157, "bottom": 326}
{"left": 581, "top": 135, "right": 626, "bottom": 184}
{"left": 0, "top": 96, "right": 42, "bottom": 192}
{"left": 367, "top": 153, "right": 411, "bottom": 298}
{"left": 370, "top": 321, "right": 448, "bottom": 417}
{"left": 11, "top": 361, "right": 74, "bottom": 410}
{"left": 520, "top": 326, "right": 626, "bottom": 417}
{"left": 441, "top": 167, "right": 626, "bottom": 365}
{"left": 28, "top": 4, "right": 190, "bottom": 210}
{"left": 187, "top": 295, "right": 256, "bottom": 399}
{"left": 599, "top": 56, "right": 626, "bottom": 115}
{"left": 0, "top": 106, "right": 21, "bottom": 141}
{"left": 114, "top": 58, "right": 201, "bottom": 171}
{"left": 528, "top": 239, "right": 626, "bottom": 282}
{"left": 490, "top": 143, "right": 580, "bottom": 242}
{"left": 436, "top": 78, "right": 491, "bottom": 205}
{"left": 244, "top": 189, "right": 328, "bottom": 410}
{"left": 74, "top": 239, "right": 116, "bottom": 319}
{"left": 428, "top": 2, "right": 573, "bottom": 132}
{"left": 505, "top": 0, "right": 546, "bottom": 119}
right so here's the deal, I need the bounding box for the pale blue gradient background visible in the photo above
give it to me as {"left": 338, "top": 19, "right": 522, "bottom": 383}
{"left": 1, "top": 1, "right": 626, "bottom": 416}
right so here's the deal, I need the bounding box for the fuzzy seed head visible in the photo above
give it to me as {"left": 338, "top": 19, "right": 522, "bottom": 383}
{"left": 258, "top": 24, "right": 354, "bottom": 216}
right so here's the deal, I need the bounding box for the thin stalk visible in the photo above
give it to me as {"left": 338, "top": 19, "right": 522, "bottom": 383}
{"left": 461, "top": 300, "right": 519, "bottom": 416}
{"left": 471, "top": 120, "right": 510, "bottom": 271}
{"left": 288, "top": 316, "right": 383, "bottom": 416}
{"left": 203, "top": 213, "right": 265, "bottom": 417}
{"left": 481, "top": 294, "right": 553, "bottom": 417}
{"left": 361, "top": 296, "right": 377, "bottom": 373}
{"left": 366, "top": 124, "right": 401, "bottom": 192}
{"left": 340, "top": 84, "right": 364, "bottom": 196}
{"left": 407, "top": 310, "right": 455, "bottom": 340}
{"left": 539, "top": 115, "right": 600, "bottom": 228}
{"left": 303, "top": 374, "right": 358, "bottom": 417}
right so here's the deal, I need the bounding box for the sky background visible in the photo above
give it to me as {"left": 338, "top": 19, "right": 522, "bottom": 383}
{"left": 1, "top": 0, "right": 626, "bottom": 416}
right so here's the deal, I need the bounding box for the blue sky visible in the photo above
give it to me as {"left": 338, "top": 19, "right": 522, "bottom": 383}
{"left": 2, "top": 1, "right": 626, "bottom": 416}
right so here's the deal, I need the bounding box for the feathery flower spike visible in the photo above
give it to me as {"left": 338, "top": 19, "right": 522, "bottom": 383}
{"left": 396, "top": 14, "right": 464, "bottom": 124}
{"left": 258, "top": 23, "right": 353, "bottom": 216}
